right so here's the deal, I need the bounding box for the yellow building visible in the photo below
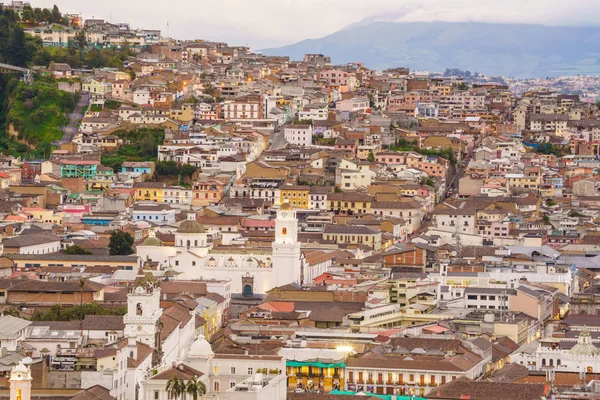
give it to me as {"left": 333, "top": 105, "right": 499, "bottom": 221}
{"left": 133, "top": 182, "right": 165, "bottom": 202}
{"left": 170, "top": 107, "right": 194, "bottom": 124}
{"left": 23, "top": 208, "right": 63, "bottom": 225}
{"left": 506, "top": 173, "right": 540, "bottom": 194}
{"left": 327, "top": 192, "right": 373, "bottom": 215}
{"left": 280, "top": 185, "right": 310, "bottom": 209}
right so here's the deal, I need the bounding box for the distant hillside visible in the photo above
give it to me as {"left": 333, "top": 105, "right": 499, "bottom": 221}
{"left": 261, "top": 21, "right": 600, "bottom": 78}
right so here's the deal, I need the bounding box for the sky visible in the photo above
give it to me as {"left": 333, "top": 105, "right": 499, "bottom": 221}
{"left": 34, "top": 0, "right": 600, "bottom": 49}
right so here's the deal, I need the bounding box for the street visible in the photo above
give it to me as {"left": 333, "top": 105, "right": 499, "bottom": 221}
{"left": 55, "top": 92, "right": 90, "bottom": 145}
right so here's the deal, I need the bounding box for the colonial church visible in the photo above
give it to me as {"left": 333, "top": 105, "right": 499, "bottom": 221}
{"left": 136, "top": 203, "right": 326, "bottom": 294}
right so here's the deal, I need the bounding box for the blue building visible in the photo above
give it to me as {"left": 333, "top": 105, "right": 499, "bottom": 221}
{"left": 122, "top": 161, "right": 155, "bottom": 175}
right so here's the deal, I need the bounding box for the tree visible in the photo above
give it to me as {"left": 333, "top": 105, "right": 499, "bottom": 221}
{"left": 51, "top": 5, "right": 61, "bottom": 23}
{"left": 64, "top": 245, "right": 92, "bottom": 255}
{"left": 21, "top": 6, "right": 34, "bottom": 23}
{"left": 166, "top": 376, "right": 186, "bottom": 400}
{"left": 73, "top": 29, "right": 87, "bottom": 60}
{"left": 6, "top": 25, "right": 30, "bottom": 67}
{"left": 3, "top": 306, "right": 20, "bottom": 317}
{"left": 186, "top": 377, "right": 206, "bottom": 400}
{"left": 78, "top": 277, "right": 87, "bottom": 321}
{"left": 109, "top": 230, "right": 134, "bottom": 256}
{"left": 367, "top": 150, "right": 375, "bottom": 162}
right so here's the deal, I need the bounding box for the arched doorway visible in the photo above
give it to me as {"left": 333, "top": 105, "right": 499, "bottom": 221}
{"left": 243, "top": 284, "right": 253, "bottom": 297}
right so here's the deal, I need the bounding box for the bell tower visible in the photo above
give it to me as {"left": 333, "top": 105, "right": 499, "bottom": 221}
{"left": 123, "top": 273, "right": 163, "bottom": 348}
{"left": 272, "top": 201, "right": 302, "bottom": 288}
{"left": 10, "top": 362, "right": 32, "bottom": 400}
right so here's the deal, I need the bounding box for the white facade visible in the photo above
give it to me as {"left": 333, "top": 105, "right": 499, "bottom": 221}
{"left": 137, "top": 204, "right": 305, "bottom": 294}
{"left": 512, "top": 330, "right": 600, "bottom": 373}
{"left": 284, "top": 125, "right": 313, "bottom": 147}
{"left": 210, "top": 355, "right": 285, "bottom": 394}
{"left": 123, "top": 284, "right": 163, "bottom": 348}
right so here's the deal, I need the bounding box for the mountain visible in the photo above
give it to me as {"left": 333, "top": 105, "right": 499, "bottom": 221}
{"left": 261, "top": 21, "right": 600, "bottom": 78}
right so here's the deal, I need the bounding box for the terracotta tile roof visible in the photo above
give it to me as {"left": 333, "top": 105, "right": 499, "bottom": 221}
{"left": 151, "top": 363, "right": 204, "bottom": 380}
{"left": 70, "top": 385, "right": 115, "bottom": 400}
{"left": 427, "top": 376, "right": 548, "bottom": 400}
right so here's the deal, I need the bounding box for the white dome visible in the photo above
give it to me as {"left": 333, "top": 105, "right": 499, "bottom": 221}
{"left": 134, "top": 221, "right": 151, "bottom": 229}
{"left": 188, "top": 334, "right": 214, "bottom": 358}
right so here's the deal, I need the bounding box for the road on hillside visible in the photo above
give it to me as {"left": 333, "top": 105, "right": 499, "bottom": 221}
{"left": 55, "top": 92, "right": 90, "bottom": 145}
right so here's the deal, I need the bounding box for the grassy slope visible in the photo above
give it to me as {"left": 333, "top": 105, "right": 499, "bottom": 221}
{"left": 7, "top": 75, "right": 76, "bottom": 155}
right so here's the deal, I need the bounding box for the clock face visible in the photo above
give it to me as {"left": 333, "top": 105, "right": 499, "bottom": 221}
{"left": 137, "top": 326, "right": 143, "bottom": 331}
{"left": 281, "top": 212, "right": 288, "bottom": 218}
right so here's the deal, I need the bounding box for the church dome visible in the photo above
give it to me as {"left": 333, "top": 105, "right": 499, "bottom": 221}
{"left": 280, "top": 201, "right": 293, "bottom": 211}
{"left": 569, "top": 328, "right": 600, "bottom": 356}
{"left": 142, "top": 236, "right": 163, "bottom": 246}
{"left": 177, "top": 220, "right": 206, "bottom": 234}
{"left": 188, "top": 334, "right": 214, "bottom": 358}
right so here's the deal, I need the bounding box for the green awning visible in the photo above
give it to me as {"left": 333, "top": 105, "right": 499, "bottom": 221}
{"left": 287, "top": 361, "right": 346, "bottom": 368}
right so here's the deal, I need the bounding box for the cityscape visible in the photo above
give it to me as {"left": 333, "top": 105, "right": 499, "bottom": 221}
{"left": 0, "top": 1, "right": 600, "bottom": 400}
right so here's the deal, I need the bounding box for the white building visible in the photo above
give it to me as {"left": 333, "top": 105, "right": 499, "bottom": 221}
{"left": 225, "top": 374, "right": 287, "bottom": 400}
{"left": 511, "top": 329, "right": 600, "bottom": 373}
{"left": 137, "top": 202, "right": 308, "bottom": 294}
{"left": 284, "top": 124, "right": 313, "bottom": 147}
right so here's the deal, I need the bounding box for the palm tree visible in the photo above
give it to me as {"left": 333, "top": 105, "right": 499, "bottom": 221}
{"left": 186, "top": 376, "right": 207, "bottom": 400}
{"left": 78, "top": 278, "right": 87, "bottom": 321}
{"left": 166, "top": 375, "right": 186, "bottom": 400}
{"left": 2, "top": 306, "right": 19, "bottom": 317}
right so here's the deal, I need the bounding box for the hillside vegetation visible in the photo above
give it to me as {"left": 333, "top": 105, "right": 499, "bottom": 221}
{"left": 0, "top": 5, "right": 131, "bottom": 157}
{"left": 7, "top": 75, "right": 76, "bottom": 156}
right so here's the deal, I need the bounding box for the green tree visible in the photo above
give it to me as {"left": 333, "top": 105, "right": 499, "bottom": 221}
{"left": 3, "top": 306, "right": 20, "bottom": 317}
{"left": 156, "top": 161, "right": 180, "bottom": 176}
{"left": 73, "top": 29, "right": 88, "bottom": 60}
{"left": 6, "top": 25, "right": 30, "bottom": 67}
{"left": 166, "top": 376, "right": 186, "bottom": 400}
{"left": 51, "top": 5, "right": 62, "bottom": 23}
{"left": 41, "top": 8, "right": 52, "bottom": 23}
{"left": 367, "top": 150, "right": 375, "bottom": 162}
{"left": 78, "top": 277, "right": 87, "bottom": 321}
{"left": 186, "top": 377, "right": 206, "bottom": 400}
{"left": 109, "top": 230, "right": 134, "bottom": 256}
{"left": 21, "top": 6, "right": 34, "bottom": 23}
{"left": 64, "top": 245, "right": 92, "bottom": 255}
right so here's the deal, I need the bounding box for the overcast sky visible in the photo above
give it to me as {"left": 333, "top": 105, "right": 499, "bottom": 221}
{"left": 35, "top": 0, "right": 600, "bottom": 48}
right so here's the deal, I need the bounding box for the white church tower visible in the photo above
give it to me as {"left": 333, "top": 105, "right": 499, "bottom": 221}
{"left": 272, "top": 201, "right": 302, "bottom": 286}
{"left": 124, "top": 274, "right": 163, "bottom": 349}
{"left": 9, "top": 362, "right": 32, "bottom": 400}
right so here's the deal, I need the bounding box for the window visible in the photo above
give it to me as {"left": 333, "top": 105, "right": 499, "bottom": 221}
{"left": 214, "top": 366, "right": 219, "bottom": 374}
{"left": 213, "top": 382, "right": 219, "bottom": 392}
{"left": 230, "top": 381, "right": 236, "bottom": 389}
{"left": 467, "top": 295, "right": 477, "bottom": 300}
{"left": 231, "top": 367, "right": 236, "bottom": 374}
{"left": 248, "top": 368, "right": 253, "bottom": 375}
{"left": 154, "top": 391, "right": 159, "bottom": 400}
